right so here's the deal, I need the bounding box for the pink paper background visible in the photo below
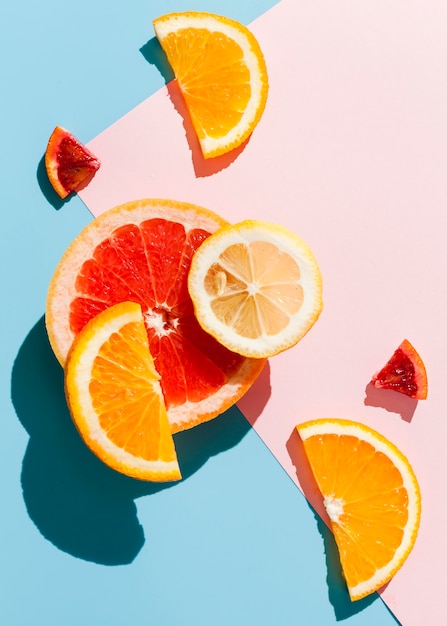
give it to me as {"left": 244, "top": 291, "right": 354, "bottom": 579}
{"left": 79, "top": 1, "right": 447, "bottom": 623}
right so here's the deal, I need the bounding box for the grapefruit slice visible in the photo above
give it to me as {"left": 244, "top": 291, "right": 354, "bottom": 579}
{"left": 45, "top": 126, "right": 100, "bottom": 198}
{"left": 65, "top": 301, "right": 181, "bottom": 481}
{"left": 46, "top": 198, "right": 266, "bottom": 432}
{"left": 372, "top": 339, "right": 428, "bottom": 400}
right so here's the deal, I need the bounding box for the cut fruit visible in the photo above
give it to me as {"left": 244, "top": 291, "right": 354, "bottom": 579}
{"left": 65, "top": 301, "right": 181, "bottom": 481}
{"left": 296, "top": 418, "right": 421, "bottom": 601}
{"left": 372, "top": 339, "right": 428, "bottom": 400}
{"left": 153, "top": 12, "right": 269, "bottom": 159}
{"left": 45, "top": 126, "right": 100, "bottom": 199}
{"left": 46, "top": 198, "right": 265, "bottom": 433}
{"left": 187, "top": 220, "right": 323, "bottom": 358}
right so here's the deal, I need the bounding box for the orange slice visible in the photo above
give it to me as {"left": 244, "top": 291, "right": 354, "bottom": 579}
{"left": 46, "top": 199, "right": 265, "bottom": 433}
{"left": 45, "top": 126, "right": 100, "bottom": 198}
{"left": 187, "top": 220, "right": 323, "bottom": 358}
{"left": 372, "top": 339, "right": 428, "bottom": 400}
{"left": 153, "top": 12, "right": 269, "bottom": 158}
{"left": 296, "top": 418, "right": 421, "bottom": 601}
{"left": 65, "top": 301, "right": 181, "bottom": 481}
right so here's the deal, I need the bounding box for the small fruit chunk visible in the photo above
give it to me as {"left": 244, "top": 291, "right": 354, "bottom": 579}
{"left": 372, "top": 339, "right": 428, "bottom": 400}
{"left": 46, "top": 199, "right": 265, "bottom": 433}
{"left": 296, "top": 418, "right": 421, "bottom": 601}
{"left": 45, "top": 126, "right": 100, "bottom": 198}
{"left": 153, "top": 12, "right": 269, "bottom": 158}
{"left": 65, "top": 301, "right": 181, "bottom": 481}
{"left": 187, "top": 219, "right": 323, "bottom": 358}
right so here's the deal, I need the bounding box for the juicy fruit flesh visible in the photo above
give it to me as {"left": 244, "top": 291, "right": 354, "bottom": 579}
{"left": 204, "top": 241, "right": 304, "bottom": 339}
{"left": 163, "top": 29, "right": 250, "bottom": 139}
{"left": 70, "top": 218, "right": 246, "bottom": 409}
{"left": 306, "top": 433, "right": 409, "bottom": 587}
{"left": 372, "top": 340, "right": 427, "bottom": 399}
{"left": 374, "top": 347, "right": 417, "bottom": 395}
{"left": 56, "top": 135, "right": 100, "bottom": 193}
{"left": 90, "top": 320, "right": 175, "bottom": 462}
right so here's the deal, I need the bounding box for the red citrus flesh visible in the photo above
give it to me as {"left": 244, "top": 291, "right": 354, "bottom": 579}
{"left": 372, "top": 339, "right": 428, "bottom": 400}
{"left": 71, "top": 218, "right": 247, "bottom": 408}
{"left": 45, "top": 126, "right": 100, "bottom": 198}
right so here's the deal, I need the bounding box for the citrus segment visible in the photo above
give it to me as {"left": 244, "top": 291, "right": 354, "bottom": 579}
{"left": 153, "top": 12, "right": 269, "bottom": 158}
{"left": 372, "top": 339, "right": 428, "bottom": 400}
{"left": 65, "top": 301, "right": 181, "bottom": 481}
{"left": 45, "top": 126, "right": 100, "bottom": 198}
{"left": 296, "top": 418, "right": 421, "bottom": 601}
{"left": 46, "top": 199, "right": 265, "bottom": 432}
{"left": 188, "top": 220, "right": 323, "bottom": 358}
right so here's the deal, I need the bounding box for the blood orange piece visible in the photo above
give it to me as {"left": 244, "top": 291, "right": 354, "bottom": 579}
{"left": 372, "top": 339, "right": 428, "bottom": 400}
{"left": 46, "top": 199, "right": 266, "bottom": 432}
{"left": 45, "top": 126, "right": 100, "bottom": 198}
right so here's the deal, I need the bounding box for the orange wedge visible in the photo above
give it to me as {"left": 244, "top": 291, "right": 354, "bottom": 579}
{"left": 296, "top": 418, "right": 421, "bottom": 601}
{"left": 153, "top": 12, "right": 269, "bottom": 158}
{"left": 188, "top": 220, "right": 323, "bottom": 358}
{"left": 65, "top": 301, "right": 181, "bottom": 481}
{"left": 45, "top": 126, "right": 100, "bottom": 198}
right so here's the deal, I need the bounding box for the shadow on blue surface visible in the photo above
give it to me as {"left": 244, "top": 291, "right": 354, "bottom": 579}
{"left": 286, "top": 429, "right": 400, "bottom": 623}
{"left": 11, "top": 315, "right": 266, "bottom": 565}
{"left": 139, "top": 36, "right": 174, "bottom": 84}
{"left": 139, "top": 37, "right": 250, "bottom": 177}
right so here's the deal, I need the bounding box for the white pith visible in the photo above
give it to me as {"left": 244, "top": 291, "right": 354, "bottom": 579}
{"left": 324, "top": 495, "right": 345, "bottom": 524}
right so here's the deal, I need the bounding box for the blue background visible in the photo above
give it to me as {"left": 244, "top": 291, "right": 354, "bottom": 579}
{"left": 2, "top": 1, "right": 399, "bottom": 624}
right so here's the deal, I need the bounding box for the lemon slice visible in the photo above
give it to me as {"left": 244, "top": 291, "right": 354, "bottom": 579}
{"left": 188, "top": 220, "right": 323, "bottom": 358}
